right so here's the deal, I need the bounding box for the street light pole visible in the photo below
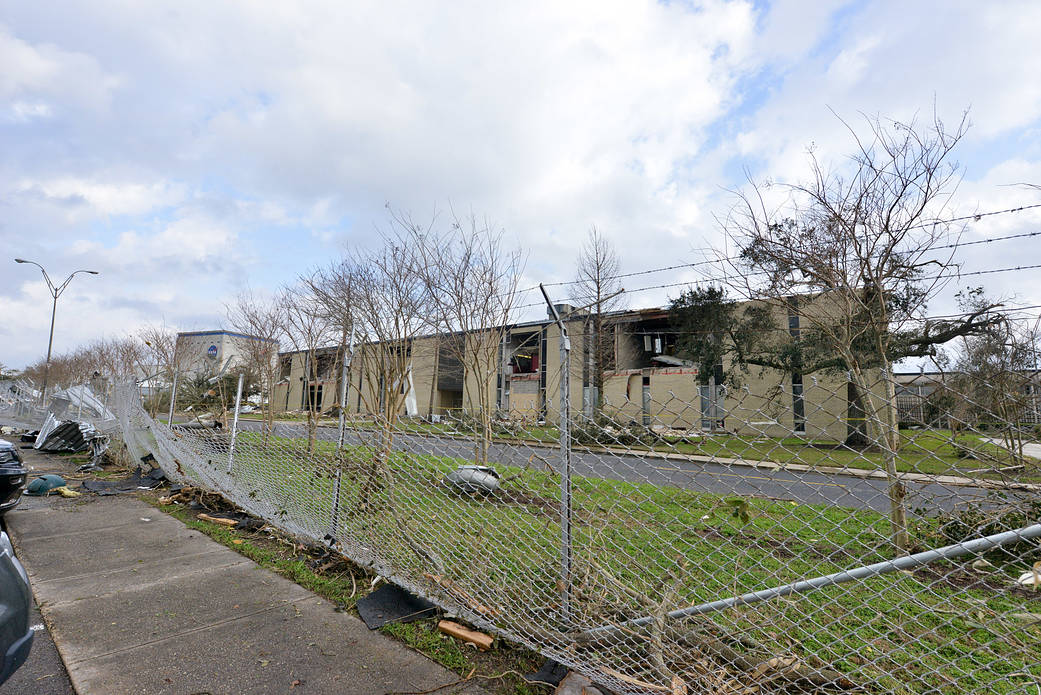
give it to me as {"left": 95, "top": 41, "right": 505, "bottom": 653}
{"left": 14, "top": 259, "right": 100, "bottom": 405}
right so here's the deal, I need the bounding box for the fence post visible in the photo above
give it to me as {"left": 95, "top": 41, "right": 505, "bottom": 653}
{"left": 641, "top": 369, "right": 651, "bottom": 426}
{"left": 226, "top": 372, "right": 244, "bottom": 474}
{"left": 331, "top": 332, "right": 354, "bottom": 538}
{"left": 540, "top": 285, "right": 573, "bottom": 627}
{"left": 708, "top": 372, "right": 717, "bottom": 434}
{"left": 167, "top": 368, "right": 179, "bottom": 426}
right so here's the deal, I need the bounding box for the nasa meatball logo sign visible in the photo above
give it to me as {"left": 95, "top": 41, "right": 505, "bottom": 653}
{"left": 207, "top": 344, "right": 218, "bottom": 360}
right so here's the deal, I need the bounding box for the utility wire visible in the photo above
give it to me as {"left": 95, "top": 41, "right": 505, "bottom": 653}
{"left": 514, "top": 262, "right": 1041, "bottom": 312}
{"left": 518, "top": 202, "right": 1041, "bottom": 296}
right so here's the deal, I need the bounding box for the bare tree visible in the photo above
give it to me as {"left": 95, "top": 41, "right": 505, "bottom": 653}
{"left": 347, "top": 235, "right": 430, "bottom": 472}
{"left": 280, "top": 279, "right": 335, "bottom": 454}
{"left": 139, "top": 322, "right": 185, "bottom": 417}
{"left": 305, "top": 260, "right": 355, "bottom": 422}
{"left": 406, "top": 208, "right": 524, "bottom": 464}
{"left": 718, "top": 110, "right": 997, "bottom": 551}
{"left": 226, "top": 288, "right": 286, "bottom": 438}
{"left": 953, "top": 289, "right": 1040, "bottom": 468}
{"left": 571, "top": 226, "right": 624, "bottom": 420}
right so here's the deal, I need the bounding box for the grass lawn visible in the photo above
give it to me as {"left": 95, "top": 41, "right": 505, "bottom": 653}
{"left": 163, "top": 426, "right": 1041, "bottom": 694}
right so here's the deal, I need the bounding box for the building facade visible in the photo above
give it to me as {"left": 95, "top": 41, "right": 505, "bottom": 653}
{"left": 272, "top": 302, "right": 885, "bottom": 443}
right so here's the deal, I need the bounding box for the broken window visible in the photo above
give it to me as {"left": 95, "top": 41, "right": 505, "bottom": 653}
{"left": 314, "top": 352, "right": 336, "bottom": 380}
{"left": 507, "top": 332, "right": 540, "bottom": 374}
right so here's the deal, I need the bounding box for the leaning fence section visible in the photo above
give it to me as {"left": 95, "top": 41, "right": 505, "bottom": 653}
{"left": 3, "top": 367, "right": 1040, "bottom": 694}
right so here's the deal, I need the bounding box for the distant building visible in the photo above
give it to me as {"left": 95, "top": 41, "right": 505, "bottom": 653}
{"left": 272, "top": 300, "right": 884, "bottom": 443}
{"left": 175, "top": 330, "right": 278, "bottom": 379}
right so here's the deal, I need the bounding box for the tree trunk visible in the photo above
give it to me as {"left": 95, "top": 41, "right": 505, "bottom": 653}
{"left": 879, "top": 365, "right": 909, "bottom": 551}
{"left": 852, "top": 365, "right": 909, "bottom": 552}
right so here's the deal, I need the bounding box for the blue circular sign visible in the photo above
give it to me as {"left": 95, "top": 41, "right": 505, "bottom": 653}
{"left": 207, "top": 344, "right": 218, "bottom": 359}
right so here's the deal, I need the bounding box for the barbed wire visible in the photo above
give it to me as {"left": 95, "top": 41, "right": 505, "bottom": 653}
{"left": 512, "top": 262, "right": 1041, "bottom": 312}
{"left": 516, "top": 202, "right": 1041, "bottom": 297}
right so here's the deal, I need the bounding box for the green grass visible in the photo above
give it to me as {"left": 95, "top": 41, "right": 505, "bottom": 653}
{"left": 165, "top": 428, "right": 1041, "bottom": 693}
{"left": 660, "top": 428, "right": 1034, "bottom": 477}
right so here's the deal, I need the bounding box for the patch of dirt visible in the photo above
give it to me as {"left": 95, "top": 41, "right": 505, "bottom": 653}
{"left": 494, "top": 488, "right": 557, "bottom": 517}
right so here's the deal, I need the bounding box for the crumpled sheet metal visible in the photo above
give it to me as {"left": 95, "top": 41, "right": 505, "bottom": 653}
{"left": 34, "top": 413, "right": 102, "bottom": 453}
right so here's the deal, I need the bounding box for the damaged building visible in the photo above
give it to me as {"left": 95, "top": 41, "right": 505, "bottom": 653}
{"left": 272, "top": 300, "right": 877, "bottom": 443}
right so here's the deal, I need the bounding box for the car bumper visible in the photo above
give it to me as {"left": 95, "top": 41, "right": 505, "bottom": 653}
{"left": 0, "top": 468, "right": 27, "bottom": 514}
{"left": 0, "top": 628, "right": 32, "bottom": 685}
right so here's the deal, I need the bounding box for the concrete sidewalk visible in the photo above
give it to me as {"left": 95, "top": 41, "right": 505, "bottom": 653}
{"left": 6, "top": 490, "right": 483, "bottom": 694}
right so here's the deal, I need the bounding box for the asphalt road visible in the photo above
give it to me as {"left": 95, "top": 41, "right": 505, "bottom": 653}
{"left": 236, "top": 420, "right": 1029, "bottom": 515}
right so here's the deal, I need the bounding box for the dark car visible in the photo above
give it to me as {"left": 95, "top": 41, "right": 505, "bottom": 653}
{"left": 0, "top": 439, "right": 27, "bottom": 515}
{"left": 0, "top": 530, "right": 33, "bottom": 685}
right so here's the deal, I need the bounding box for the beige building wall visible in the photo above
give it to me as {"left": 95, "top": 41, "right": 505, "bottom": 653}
{"left": 176, "top": 330, "right": 276, "bottom": 378}
{"left": 270, "top": 298, "right": 887, "bottom": 443}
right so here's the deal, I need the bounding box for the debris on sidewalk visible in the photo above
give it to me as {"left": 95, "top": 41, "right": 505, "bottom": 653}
{"left": 25, "top": 474, "right": 68, "bottom": 496}
{"left": 80, "top": 466, "right": 166, "bottom": 495}
{"left": 356, "top": 583, "right": 436, "bottom": 629}
{"left": 436, "top": 620, "right": 494, "bottom": 651}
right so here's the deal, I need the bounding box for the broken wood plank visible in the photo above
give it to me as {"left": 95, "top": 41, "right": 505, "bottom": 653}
{"left": 437, "top": 620, "right": 494, "bottom": 651}
{"left": 197, "top": 513, "right": 238, "bottom": 527}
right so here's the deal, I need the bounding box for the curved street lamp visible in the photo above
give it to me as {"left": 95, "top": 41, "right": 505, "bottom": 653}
{"left": 14, "top": 258, "right": 100, "bottom": 405}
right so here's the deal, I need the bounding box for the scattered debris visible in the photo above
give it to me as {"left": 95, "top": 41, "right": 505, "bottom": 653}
{"left": 33, "top": 414, "right": 105, "bottom": 453}
{"left": 524, "top": 659, "right": 569, "bottom": 688}
{"left": 80, "top": 467, "right": 166, "bottom": 495}
{"left": 356, "top": 583, "right": 437, "bottom": 630}
{"left": 1016, "top": 562, "right": 1041, "bottom": 589}
{"left": 443, "top": 465, "right": 500, "bottom": 494}
{"left": 197, "top": 513, "right": 239, "bottom": 527}
{"left": 554, "top": 672, "right": 605, "bottom": 695}
{"left": 436, "top": 620, "right": 494, "bottom": 651}
{"left": 24, "top": 474, "right": 68, "bottom": 496}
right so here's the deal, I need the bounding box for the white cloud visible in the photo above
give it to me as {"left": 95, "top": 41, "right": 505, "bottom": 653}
{"left": 11, "top": 177, "right": 184, "bottom": 220}
{"left": 0, "top": 1, "right": 1039, "bottom": 367}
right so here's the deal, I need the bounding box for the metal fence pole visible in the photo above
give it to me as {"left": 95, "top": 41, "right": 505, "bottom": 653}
{"left": 167, "top": 368, "right": 179, "bottom": 426}
{"left": 641, "top": 369, "right": 651, "bottom": 426}
{"left": 227, "top": 372, "right": 244, "bottom": 474}
{"left": 541, "top": 285, "right": 573, "bottom": 626}
{"left": 331, "top": 333, "right": 354, "bottom": 538}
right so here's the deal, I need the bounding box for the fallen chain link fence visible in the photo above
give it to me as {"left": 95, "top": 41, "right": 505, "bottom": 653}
{"left": 3, "top": 364, "right": 1041, "bottom": 695}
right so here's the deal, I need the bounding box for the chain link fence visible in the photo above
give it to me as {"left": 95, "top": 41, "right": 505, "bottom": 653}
{"left": 3, "top": 356, "right": 1041, "bottom": 694}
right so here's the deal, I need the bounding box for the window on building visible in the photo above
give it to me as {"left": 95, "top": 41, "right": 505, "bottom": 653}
{"left": 792, "top": 372, "right": 805, "bottom": 433}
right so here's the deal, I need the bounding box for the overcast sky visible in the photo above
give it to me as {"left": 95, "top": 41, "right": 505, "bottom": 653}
{"left": 2, "top": 0, "right": 1040, "bottom": 369}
